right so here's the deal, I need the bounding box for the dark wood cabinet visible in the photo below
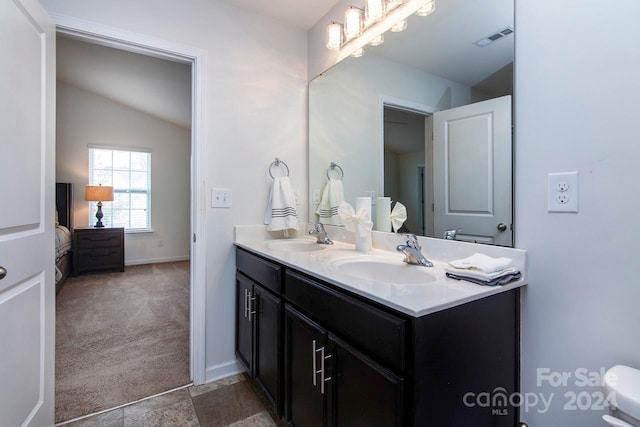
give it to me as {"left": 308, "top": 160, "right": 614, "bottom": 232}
{"left": 327, "top": 333, "right": 403, "bottom": 427}
{"left": 285, "top": 305, "right": 327, "bottom": 427}
{"left": 285, "top": 305, "right": 404, "bottom": 427}
{"left": 73, "top": 227, "right": 124, "bottom": 275}
{"left": 236, "top": 246, "right": 519, "bottom": 427}
{"left": 236, "top": 273, "right": 254, "bottom": 372}
{"left": 235, "top": 250, "right": 283, "bottom": 415}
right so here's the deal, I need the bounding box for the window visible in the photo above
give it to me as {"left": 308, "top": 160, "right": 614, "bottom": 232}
{"left": 89, "top": 147, "right": 151, "bottom": 230}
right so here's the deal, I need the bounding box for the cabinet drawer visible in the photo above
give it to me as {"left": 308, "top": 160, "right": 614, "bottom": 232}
{"left": 285, "top": 270, "right": 407, "bottom": 372}
{"left": 76, "top": 247, "right": 123, "bottom": 267}
{"left": 236, "top": 248, "right": 282, "bottom": 294}
{"left": 76, "top": 231, "right": 122, "bottom": 248}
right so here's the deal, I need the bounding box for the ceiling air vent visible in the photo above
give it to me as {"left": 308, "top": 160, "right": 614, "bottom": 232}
{"left": 473, "top": 26, "right": 514, "bottom": 47}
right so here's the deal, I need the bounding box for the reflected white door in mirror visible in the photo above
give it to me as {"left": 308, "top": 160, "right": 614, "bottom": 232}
{"left": 433, "top": 95, "right": 512, "bottom": 246}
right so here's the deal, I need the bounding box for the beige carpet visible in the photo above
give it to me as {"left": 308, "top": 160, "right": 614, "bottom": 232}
{"left": 55, "top": 261, "right": 191, "bottom": 423}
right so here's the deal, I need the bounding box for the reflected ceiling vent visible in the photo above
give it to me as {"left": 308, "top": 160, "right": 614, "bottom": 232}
{"left": 473, "top": 26, "right": 514, "bottom": 47}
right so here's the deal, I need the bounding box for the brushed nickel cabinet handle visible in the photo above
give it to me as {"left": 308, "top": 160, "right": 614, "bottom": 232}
{"left": 320, "top": 347, "right": 332, "bottom": 395}
{"left": 312, "top": 340, "right": 318, "bottom": 386}
{"left": 244, "top": 289, "right": 249, "bottom": 319}
{"left": 0, "top": 266, "right": 6, "bottom": 280}
{"left": 248, "top": 293, "right": 256, "bottom": 321}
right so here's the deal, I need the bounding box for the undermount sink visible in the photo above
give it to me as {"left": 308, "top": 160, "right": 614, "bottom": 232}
{"left": 331, "top": 256, "right": 437, "bottom": 285}
{"left": 265, "top": 239, "right": 326, "bottom": 252}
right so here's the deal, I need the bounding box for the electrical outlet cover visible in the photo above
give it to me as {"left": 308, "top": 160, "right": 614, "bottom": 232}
{"left": 548, "top": 172, "right": 578, "bottom": 213}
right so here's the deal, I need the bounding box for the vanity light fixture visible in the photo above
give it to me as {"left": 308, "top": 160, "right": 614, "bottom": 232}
{"left": 344, "top": 6, "right": 364, "bottom": 42}
{"left": 366, "top": 0, "right": 386, "bottom": 22}
{"left": 390, "top": 19, "right": 407, "bottom": 32}
{"left": 325, "top": 0, "right": 436, "bottom": 57}
{"left": 368, "top": 34, "right": 384, "bottom": 46}
{"left": 351, "top": 47, "right": 365, "bottom": 57}
{"left": 415, "top": 0, "right": 435, "bottom": 16}
{"left": 326, "top": 22, "right": 343, "bottom": 50}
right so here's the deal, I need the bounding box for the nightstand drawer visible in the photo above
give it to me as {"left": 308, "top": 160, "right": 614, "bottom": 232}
{"left": 76, "top": 231, "right": 122, "bottom": 248}
{"left": 77, "top": 247, "right": 122, "bottom": 263}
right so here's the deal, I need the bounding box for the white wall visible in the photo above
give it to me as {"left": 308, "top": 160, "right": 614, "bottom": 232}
{"left": 56, "top": 82, "right": 191, "bottom": 265}
{"left": 516, "top": 0, "right": 640, "bottom": 425}
{"left": 310, "top": 0, "right": 640, "bottom": 425}
{"left": 43, "top": 0, "right": 308, "bottom": 381}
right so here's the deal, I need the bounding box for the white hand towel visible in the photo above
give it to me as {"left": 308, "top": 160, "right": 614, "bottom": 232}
{"left": 264, "top": 176, "right": 298, "bottom": 231}
{"left": 337, "top": 201, "right": 373, "bottom": 238}
{"left": 390, "top": 202, "right": 407, "bottom": 232}
{"left": 316, "top": 178, "right": 344, "bottom": 225}
{"left": 448, "top": 253, "right": 513, "bottom": 274}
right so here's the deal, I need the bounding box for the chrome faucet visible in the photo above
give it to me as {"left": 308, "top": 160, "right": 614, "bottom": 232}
{"left": 309, "top": 223, "right": 333, "bottom": 245}
{"left": 396, "top": 233, "right": 433, "bottom": 267}
{"left": 443, "top": 228, "right": 461, "bottom": 240}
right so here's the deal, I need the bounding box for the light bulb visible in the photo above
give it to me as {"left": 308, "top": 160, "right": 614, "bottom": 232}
{"left": 326, "top": 23, "right": 343, "bottom": 50}
{"left": 344, "top": 7, "right": 363, "bottom": 42}
{"left": 390, "top": 19, "right": 407, "bottom": 32}
{"left": 365, "top": 0, "right": 385, "bottom": 23}
{"left": 415, "top": 1, "right": 436, "bottom": 16}
{"left": 368, "top": 34, "right": 384, "bottom": 46}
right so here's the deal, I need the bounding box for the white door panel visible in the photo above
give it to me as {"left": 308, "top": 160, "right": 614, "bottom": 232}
{"left": 433, "top": 96, "right": 512, "bottom": 246}
{"left": 0, "top": 0, "right": 44, "bottom": 231}
{"left": 0, "top": 0, "right": 55, "bottom": 426}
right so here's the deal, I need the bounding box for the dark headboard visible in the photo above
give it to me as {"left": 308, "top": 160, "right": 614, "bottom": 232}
{"left": 56, "top": 183, "right": 73, "bottom": 230}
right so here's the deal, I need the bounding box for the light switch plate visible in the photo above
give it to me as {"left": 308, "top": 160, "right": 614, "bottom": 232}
{"left": 211, "top": 188, "right": 232, "bottom": 208}
{"left": 548, "top": 172, "right": 578, "bottom": 213}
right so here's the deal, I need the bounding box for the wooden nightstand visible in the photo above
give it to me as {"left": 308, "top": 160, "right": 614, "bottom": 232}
{"left": 73, "top": 227, "right": 125, "bottom": 276}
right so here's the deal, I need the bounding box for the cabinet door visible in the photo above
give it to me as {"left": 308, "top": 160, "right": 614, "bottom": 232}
{"left": 285, "top": 305, "right": 327, "bottom": 427}
{"left": 327, "top": 333, "right": 404, "bottom": 427}
{"left": 236, "top": 273, "right": 254, "bottom": 374}
{"left": 254, "top": 284, "right": 282, "bottom": 415}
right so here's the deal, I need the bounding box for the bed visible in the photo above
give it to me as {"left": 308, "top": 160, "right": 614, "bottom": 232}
{"left": 56, "top": 183, "right": 73, "bottom": 293}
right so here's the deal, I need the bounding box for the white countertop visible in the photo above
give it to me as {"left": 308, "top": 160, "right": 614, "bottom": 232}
{"left": 234, "top": 225, "right": 527, "bottom": 318}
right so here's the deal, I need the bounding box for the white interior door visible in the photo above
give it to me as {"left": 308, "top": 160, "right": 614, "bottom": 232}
{"left": 0, "top": 0, "right": 56, "bottom": 425}
{"left": 433, "top": 96, "right": 512, "bottom": 246}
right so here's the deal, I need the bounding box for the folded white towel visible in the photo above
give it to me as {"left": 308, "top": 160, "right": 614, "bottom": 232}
{"left": 448, "top": 253, "right": 513, "bottom": 274}
{"left": 390, "top": 202, "right": 407, "bottom": 232}
{"left": 445, "top": 266, "right": 518, "bottom": 281}
{"left": 264, "top": 176, "right": 298, "bottom": 231}
{"left": 316, "top": 178, "right": 344, "bottom": 226}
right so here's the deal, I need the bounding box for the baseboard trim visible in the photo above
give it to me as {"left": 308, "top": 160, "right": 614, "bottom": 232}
{"left": 205, "top": 359, "right": 246, "bottom": 384}
{"left": 125, "top": 255, "right": 190, "bottom": 266}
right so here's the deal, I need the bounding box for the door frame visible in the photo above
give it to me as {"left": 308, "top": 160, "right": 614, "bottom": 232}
{"left": 51, "top": 13, "right": 207, "bottom": 384}
{"left": 378, "top": 95, "right": 436, "bottom": 236}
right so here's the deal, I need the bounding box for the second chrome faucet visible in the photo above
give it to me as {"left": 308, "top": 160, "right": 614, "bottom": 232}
{"left": 396, "top": 233, "right": 433, "bottom": 267}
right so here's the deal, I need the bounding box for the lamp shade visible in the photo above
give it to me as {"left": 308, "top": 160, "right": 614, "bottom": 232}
{"left": 85, "top": 185, "right": 114, "bottom": 202}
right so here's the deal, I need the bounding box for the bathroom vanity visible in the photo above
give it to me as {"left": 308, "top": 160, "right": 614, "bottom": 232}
{"left": 235, "top": 227, "right": 526, "bottom": 427}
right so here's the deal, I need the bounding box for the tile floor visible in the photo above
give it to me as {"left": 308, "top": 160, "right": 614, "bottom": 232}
{"left": 60, "top": 374, "right": 285, "bottom": 427}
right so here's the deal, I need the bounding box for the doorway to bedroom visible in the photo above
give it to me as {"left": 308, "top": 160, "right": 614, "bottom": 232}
{"left": 54, "top": 35, "right": 194, "bottom": 424}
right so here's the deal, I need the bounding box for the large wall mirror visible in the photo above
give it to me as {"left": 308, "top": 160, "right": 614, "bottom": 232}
{"left": 309, "top": 0, "right": 514, "bottom": 246}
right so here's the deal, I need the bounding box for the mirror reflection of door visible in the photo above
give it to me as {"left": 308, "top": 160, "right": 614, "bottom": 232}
{"left": 383, "top": 107, "right": 429, "bottom": 236}
{"left": 433, "top": 95, "right": 513, "bottom": 246}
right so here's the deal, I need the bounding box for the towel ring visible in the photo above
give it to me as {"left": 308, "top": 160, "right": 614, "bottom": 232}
{"left": 269, "top": 158, "right": 290, "bottom": 179}
{"left": 326, "top": 162, "right": 344, "bottom": 180}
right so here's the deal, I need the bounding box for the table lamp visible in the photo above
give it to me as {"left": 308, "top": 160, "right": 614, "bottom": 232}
{"left": 85, "top": 185, "right": 114, "bottom": 228}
